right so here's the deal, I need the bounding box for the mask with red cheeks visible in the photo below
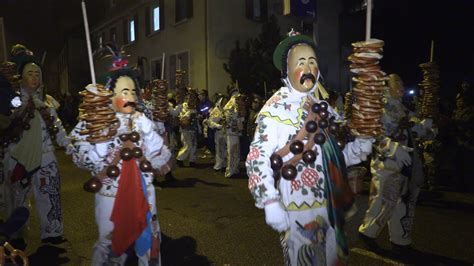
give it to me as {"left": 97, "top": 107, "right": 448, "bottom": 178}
{"left": 287, "top": 44, "right": 319, "bottom": 93}
{"left": 111, "top": 76, "right": 137, "bottom": 114}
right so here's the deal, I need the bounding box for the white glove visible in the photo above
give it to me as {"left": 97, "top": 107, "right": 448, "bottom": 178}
{"left": 65, "top": 144, "right": 75, "bottom": 155}
{"left": 394, "top": 145, "right": 413, "bottom": 168}
{"left": 264, "top": 202, "right": 290, "bottom": 233}
{"left": 353, "top": 137, "right": 375, "bottom": 161}
{"left": 94, "top": 142, "right": 109, "bottom": 158}
{"left": 133, "top": 113, "right": 153, "bottom": 136}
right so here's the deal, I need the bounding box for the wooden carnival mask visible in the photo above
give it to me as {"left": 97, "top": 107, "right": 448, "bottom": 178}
{"left": 21, "top": 62, "right": 42, "bottom": 93}
{"left": 287, "top": 44, "right": 319, "bottom": 93}
{"left": 111, "top": 76, "right": 137, "bottom": 114}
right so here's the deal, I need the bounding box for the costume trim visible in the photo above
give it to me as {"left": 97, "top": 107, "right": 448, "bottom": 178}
{"left": 286, "top": 199, "right": 326, "bottom": 211}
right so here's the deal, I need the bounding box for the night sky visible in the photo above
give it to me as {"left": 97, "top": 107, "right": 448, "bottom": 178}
{"left": 1, "top": 0, "right": 472, "bottom": 100}
{"left": 370, "top": 0, "right": 473, "bottom": 97}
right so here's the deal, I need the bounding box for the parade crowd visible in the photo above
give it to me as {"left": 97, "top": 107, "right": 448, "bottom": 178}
{"left": 0, "top": 30, "right": 472, "bottom": 265}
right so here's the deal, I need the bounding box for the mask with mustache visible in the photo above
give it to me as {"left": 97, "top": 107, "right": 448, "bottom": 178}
{"left": 300, "top": 73, "right": 316, "bottom": 85}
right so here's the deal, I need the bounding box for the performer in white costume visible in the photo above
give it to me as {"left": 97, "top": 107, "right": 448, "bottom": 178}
{"left": 358, "top": 73, "right": 436, "bottom": 251}
{"left": 3, "top": 45, "right": 72, "bottom": 244}
{"left": 224, "top": 89, "right": 245, "bottom": 178}
{"left": 70, "top": 45, "right": 171, "bottom": 265}
{"left": 208, "top": 95, "right": 228, "bottom": 171}
{"left": 176, "top": 89, "right": 199, "bottom": 167}
{"left": 246, "top": 31, "right": 373, "bottom": 265}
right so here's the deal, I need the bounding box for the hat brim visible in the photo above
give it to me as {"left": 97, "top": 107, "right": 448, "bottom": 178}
{"left": 273, "top": 35, "right": 315, "bottom": 72}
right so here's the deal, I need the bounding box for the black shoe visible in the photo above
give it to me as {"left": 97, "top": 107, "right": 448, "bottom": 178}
{"left": 177, "top": 160, "right": 184, "bottom": 167}
{"left": 359, "top": 232, "right": 379, "bottom": 252}
{"left": 41, "top": 236, "right": 67, "bottom": 245}
{"left": 391, "top": 242, "right": 413, "bottom": 253}
{"left": 189, "top": 162, "right": 197, "bottom": 168}
{"left": 390, "top": 242, "right": 416, "bottom": 262}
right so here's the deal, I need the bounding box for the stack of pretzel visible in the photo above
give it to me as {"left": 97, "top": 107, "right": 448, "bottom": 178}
{"left": 151, "top": 79, "right": 169, "bottom": 122}
{"left": 348, "top": 39, "right": 387, "bottom": 136}
{"left": 78, "top": 84, "right": 119, "bottom": 143}
{"left": 344, "top": 91, "right": 353, "bottom": 119}
{"left": 418, "top": 62, "right": 440, "bottom": 119}
{"left": 0, "top": 61, "right": 20, "bottom": 91}
{"left": 175, "top": 69, "right": 186, "bottom": 88}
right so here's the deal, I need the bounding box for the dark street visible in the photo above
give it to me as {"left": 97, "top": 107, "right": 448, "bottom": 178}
{"left": 20, "top": 150, "right": 474, "bottom": 265}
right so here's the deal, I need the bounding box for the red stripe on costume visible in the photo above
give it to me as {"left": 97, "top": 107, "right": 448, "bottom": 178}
{"left": 110, "top": 159, "right": 149, "bottom": 255}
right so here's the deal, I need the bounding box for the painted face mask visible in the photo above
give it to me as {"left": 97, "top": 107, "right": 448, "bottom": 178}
{"left": 21, "top": 62, "right": 42, "bottom": 92}
{"left": 287, "top": 44, "right": 319, "bottom": 93}
{"left": 111, "top": 76, "right": 137, "bottom": 113}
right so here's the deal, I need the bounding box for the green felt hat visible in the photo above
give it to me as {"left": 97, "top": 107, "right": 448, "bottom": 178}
{"left": 272, "top": 30, "right": 315, "bottom": 73}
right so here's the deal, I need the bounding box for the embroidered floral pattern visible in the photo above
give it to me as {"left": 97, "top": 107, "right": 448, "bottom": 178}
{"left": 247, "top": 147, "right": 260, "bottom": 161}
{"left": 301, "top": 168, "right": 319, "bottom": 187}
{"left": 248, "top": 174, "right": 262, "bottom": 190}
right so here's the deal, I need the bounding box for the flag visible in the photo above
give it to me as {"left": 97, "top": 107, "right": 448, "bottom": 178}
{"left": 283, "top": 0, "right": 316, "bottom": 17}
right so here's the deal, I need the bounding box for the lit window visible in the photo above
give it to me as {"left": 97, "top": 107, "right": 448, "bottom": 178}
{"left": 153, "top": 7, "right": 160, "bottom": 31}
{"left": 129, "top": 19, "right": 135, "bottom": 42}
{"left": 99, "top": 35, "right": 103, "bottom": 48}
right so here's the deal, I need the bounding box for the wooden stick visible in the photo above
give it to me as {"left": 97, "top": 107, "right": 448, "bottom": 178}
{"left": 81, "top": 1, "right": 96, "bottom": 85}
{"left": 365, "top": 0, "right": 372, "bottom": 41}
{"left": 430, "top": 40, "right": 434, "bottom": 62}
{"left": 161, "top": 52, "right": 165, "bottom": 80}
{"left": 264, "top": 81, "right": 267, "bottom": 97}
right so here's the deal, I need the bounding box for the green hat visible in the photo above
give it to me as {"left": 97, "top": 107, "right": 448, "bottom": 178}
{"left": 272, "top": 30, "right": 316, "bottom": 76}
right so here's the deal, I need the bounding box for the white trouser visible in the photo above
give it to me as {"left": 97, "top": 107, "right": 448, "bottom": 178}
{"left": 177, "top": 131, "right": 197, "bottom": 163}
{"left": 359, "top": 163, "right": 420, "bottom": 246}
{"left": 225, "top": 134, "right": 240, "bottom": 178}
{"left": 92, "top": 186, "right": 161, "bottom": 266}
{"left": 5, "top": 151, "right": 63, "bottom": 239}
{"left": 213, "top": 130, "right": 227, "bottom": 170}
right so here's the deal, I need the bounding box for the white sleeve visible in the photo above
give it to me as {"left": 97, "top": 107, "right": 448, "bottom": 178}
{"left": 246, "top": 117, "right": 281, "bottom": 209}
{"left": 140, "top": 117, "right": 171, "bottom": 169}
{"left": 69, "top": 121, "right": 110, "bottom": 175}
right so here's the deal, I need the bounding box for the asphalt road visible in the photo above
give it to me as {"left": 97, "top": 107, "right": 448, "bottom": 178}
{"left": 19, "top": 150, "right": 474, "bottom": 265}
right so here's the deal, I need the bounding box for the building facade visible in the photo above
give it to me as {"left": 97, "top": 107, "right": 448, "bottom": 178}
{"left": 90, "top": 0, "right": 303, "bottom": 97}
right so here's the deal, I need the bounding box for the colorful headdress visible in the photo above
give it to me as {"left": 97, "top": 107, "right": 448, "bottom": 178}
{"left": 95, "top": 43, "right": 136, "bottom": 90}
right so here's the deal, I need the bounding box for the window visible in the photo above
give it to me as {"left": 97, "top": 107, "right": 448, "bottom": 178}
{"left": 146, "top": 2, "right": 165, "bottom": 36}
{"left": 246, "top": 0, "right": 268, "bottom": 21}
{"left": 125, "top": 14, "right": 138, "bottom": 44}
{"left": 129, "top": 19, "right": 136, "bottom": 42}
{"left": 153, "top": 7, "right": 160, "bottom": 31}
{"left": 175, "top": 0, "right": 193, "bottom": 23}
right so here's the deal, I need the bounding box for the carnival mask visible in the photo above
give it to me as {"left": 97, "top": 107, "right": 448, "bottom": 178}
{"left": 111, "top": 76, "right": 137, "bottom": 114}
{"left": 287, "top": 44, "right": 319, "bottom": 93}
{"left": 21, "top": 63, "right": 42, "bottom": 92}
